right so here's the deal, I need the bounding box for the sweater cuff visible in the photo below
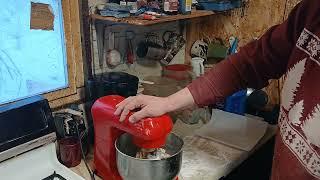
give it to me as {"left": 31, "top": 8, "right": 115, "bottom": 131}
{"left": 187, "top": 77, "right": 221, "bottom": 107}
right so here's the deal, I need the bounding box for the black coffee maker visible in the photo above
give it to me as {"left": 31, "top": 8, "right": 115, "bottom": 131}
{"left": 85, "top": 72, "right": 139, "bottom": 145}
{"left": 88, "top": 72, "right": 139, "bottom": 101}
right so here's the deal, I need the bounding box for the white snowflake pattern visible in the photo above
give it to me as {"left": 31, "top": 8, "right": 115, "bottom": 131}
{"left": 302, "top": 150, "right": 313, "bottom": 164}
{"left": 307, "top": 39, "right": 320, "bottom": 57}
{"left": 295, "top": 140, "right": 306, "bottom": 155}
{"left": 316, "top": 41, "right": 320, "bottom": 56}
{"left": 279, "top": 108, "right": 320, "bottom": 178}
{"left": 310, "top": 159, "right": 320, "bottom": 174}
{"left": 297, "top": 31, "right": 309, "bottom": 46}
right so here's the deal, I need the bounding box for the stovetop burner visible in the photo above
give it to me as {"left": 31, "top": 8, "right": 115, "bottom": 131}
{"left": 42, "top": 171, "right": 67, "bottom": 180}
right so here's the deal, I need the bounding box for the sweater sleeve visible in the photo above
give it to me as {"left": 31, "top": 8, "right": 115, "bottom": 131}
{"left": 187, "top": 0, "right": 309, "bottom": 107}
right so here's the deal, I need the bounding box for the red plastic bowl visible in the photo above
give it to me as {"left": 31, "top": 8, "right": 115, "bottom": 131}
{"left": 163, "top": 64, "right": 191, "bottom": 80}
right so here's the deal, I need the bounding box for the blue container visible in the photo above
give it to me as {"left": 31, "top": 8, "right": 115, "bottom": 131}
{"left": 224, "top": 89, "right": 247, "bottom": 115}
{"left": 198, "top": 0, "right": 242, "bottom": 11}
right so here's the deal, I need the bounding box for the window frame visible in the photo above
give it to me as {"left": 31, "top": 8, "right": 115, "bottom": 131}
{"left": 44, "top": 0, "right": 84, "bottom": 108}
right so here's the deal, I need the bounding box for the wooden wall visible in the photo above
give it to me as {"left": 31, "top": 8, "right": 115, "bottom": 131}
{"left": 186, "top": 0, "right": 301, "bottom": 107}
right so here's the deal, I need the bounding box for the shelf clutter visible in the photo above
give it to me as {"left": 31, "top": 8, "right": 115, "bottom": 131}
{"left": 91, "top": 10, "right": 214, "bottom": 26}
{"left": 90, "top": 1, "right": 216, "bottom": 71}
{"left": 89, "top": 0, "right": 216, "bottom": 26}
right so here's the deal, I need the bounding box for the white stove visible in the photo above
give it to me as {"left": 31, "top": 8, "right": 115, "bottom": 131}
{"left": 0, "top": 96, "right": 85, "bottom": 180}
{"left": 0, "top": 133, "right": 85, "bottom": 180}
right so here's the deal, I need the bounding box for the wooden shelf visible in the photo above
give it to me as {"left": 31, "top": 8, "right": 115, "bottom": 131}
{"left": 90, "top": 10, "right": 214, "bottom": 26}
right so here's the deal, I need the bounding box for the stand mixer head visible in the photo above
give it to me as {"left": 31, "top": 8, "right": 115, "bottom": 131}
{"left": 91, "top": 95, "right": 174, "bottom": 180}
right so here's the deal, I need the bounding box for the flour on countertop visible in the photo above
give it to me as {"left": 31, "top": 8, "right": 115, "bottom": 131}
{"left": 179, "top": 136, "right": 247, "bottom": 180}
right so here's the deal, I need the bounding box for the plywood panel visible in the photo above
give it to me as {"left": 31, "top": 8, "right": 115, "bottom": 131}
{"left": 186, "top": 0, "right": 287, "bottom": 62}
{"left": 185, "top": 0, "right": 287, "bottom": 73}
{"left": 283, "top": 0, "right": 301, "bottom": 19}
{"left": 30, "top": 2, "right": 54, "bottom": 30}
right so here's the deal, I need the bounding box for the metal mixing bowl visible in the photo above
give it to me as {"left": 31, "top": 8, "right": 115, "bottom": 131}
{"left": 115, "top": 133, "right": 183, "bottom": 180}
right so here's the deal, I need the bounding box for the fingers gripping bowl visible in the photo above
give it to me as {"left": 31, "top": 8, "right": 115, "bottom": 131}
{"left": 116, "top": 133, "right": 184, "bottom": 180}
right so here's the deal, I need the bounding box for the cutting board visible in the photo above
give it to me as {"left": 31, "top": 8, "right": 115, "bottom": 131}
{"left": 195, "top": 109, "right": 268, "bottom": 151}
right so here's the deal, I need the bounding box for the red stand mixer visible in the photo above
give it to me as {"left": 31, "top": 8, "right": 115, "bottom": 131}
{"left": 91, "top": 95, "right": 178, "bottom": 180}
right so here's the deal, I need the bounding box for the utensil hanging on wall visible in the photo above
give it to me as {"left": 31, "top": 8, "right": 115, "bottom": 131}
{"left": 136, "top": 41, "right": 167, "bottom": 60}
{"left": 106, "top": 32, "right": 121, "bottom": 68}
{"left": 160, "top": 31, "right": 185, "bottom": 65}
{"left": 125, "top": 31, "right": 135, "bottom": 66}
{"left": 136, "top": 33, "right": 167, "bottom": 61}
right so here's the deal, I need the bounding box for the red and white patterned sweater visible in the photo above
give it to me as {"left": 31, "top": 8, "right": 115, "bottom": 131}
{"left": 188, "top": 0, "right": 320, "bottom": 179}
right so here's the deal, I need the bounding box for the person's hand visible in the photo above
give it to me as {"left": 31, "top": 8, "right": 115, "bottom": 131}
{"left": 114, "top": 95, "right": 170, "bottom": 123}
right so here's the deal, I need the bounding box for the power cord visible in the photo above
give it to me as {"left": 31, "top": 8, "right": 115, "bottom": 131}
{"left": 75, "top": 122, "right": 96, "bottom": 180}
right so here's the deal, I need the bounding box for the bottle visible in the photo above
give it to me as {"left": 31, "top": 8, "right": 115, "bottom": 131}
{"left": 127, "top": 0, "right": 138, "bottom": 14}
{"left": 163, "top": 0, "right": 179, "bottom": 15}
{"left": 119, "top": 0, "right": 127, "bottom": 6}
{"left": 180, "top": 0, "right": 191, "bottom": 14}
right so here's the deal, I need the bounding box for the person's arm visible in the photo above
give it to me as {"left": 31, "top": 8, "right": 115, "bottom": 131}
{"left": 188, "top": 0, "right": 308, "bottom": 106}
{"left": 115, "top": 0, "right": 309, "bottom": 122}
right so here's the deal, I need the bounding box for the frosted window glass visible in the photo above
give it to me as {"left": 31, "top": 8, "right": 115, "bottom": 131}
{"left": 0, "top": 0, "right": 68, "bottom": 105}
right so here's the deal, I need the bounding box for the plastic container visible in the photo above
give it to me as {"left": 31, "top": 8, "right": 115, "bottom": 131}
{"left": 58, "top": 137, "right": 81, "bottom": 168}
{"left": 224, "top": 89, "right": 247, "bottom": 115}
{"left": 197, "top": 0, "right": 242, "bottom": 11}
{"left": 162, "top": 64, "right": 192, "bottom": 81}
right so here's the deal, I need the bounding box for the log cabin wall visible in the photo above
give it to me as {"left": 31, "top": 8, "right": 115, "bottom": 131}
{"left": 185, "top": 0, "right": 301, "bottom": 107}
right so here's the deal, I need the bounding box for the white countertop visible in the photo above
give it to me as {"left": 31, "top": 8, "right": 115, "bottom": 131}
{"left": 173, "top": 119, "right": 277, "bottom": 180}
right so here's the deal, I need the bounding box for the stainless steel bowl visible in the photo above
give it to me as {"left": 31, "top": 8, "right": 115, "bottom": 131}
{"left": 115, "top": 133, "right": 183, "bottom": 180}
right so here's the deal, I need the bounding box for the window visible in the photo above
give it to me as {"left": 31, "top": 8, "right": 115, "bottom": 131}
{"left": 0, "top": 0, "right": 68, "bottom": 105}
